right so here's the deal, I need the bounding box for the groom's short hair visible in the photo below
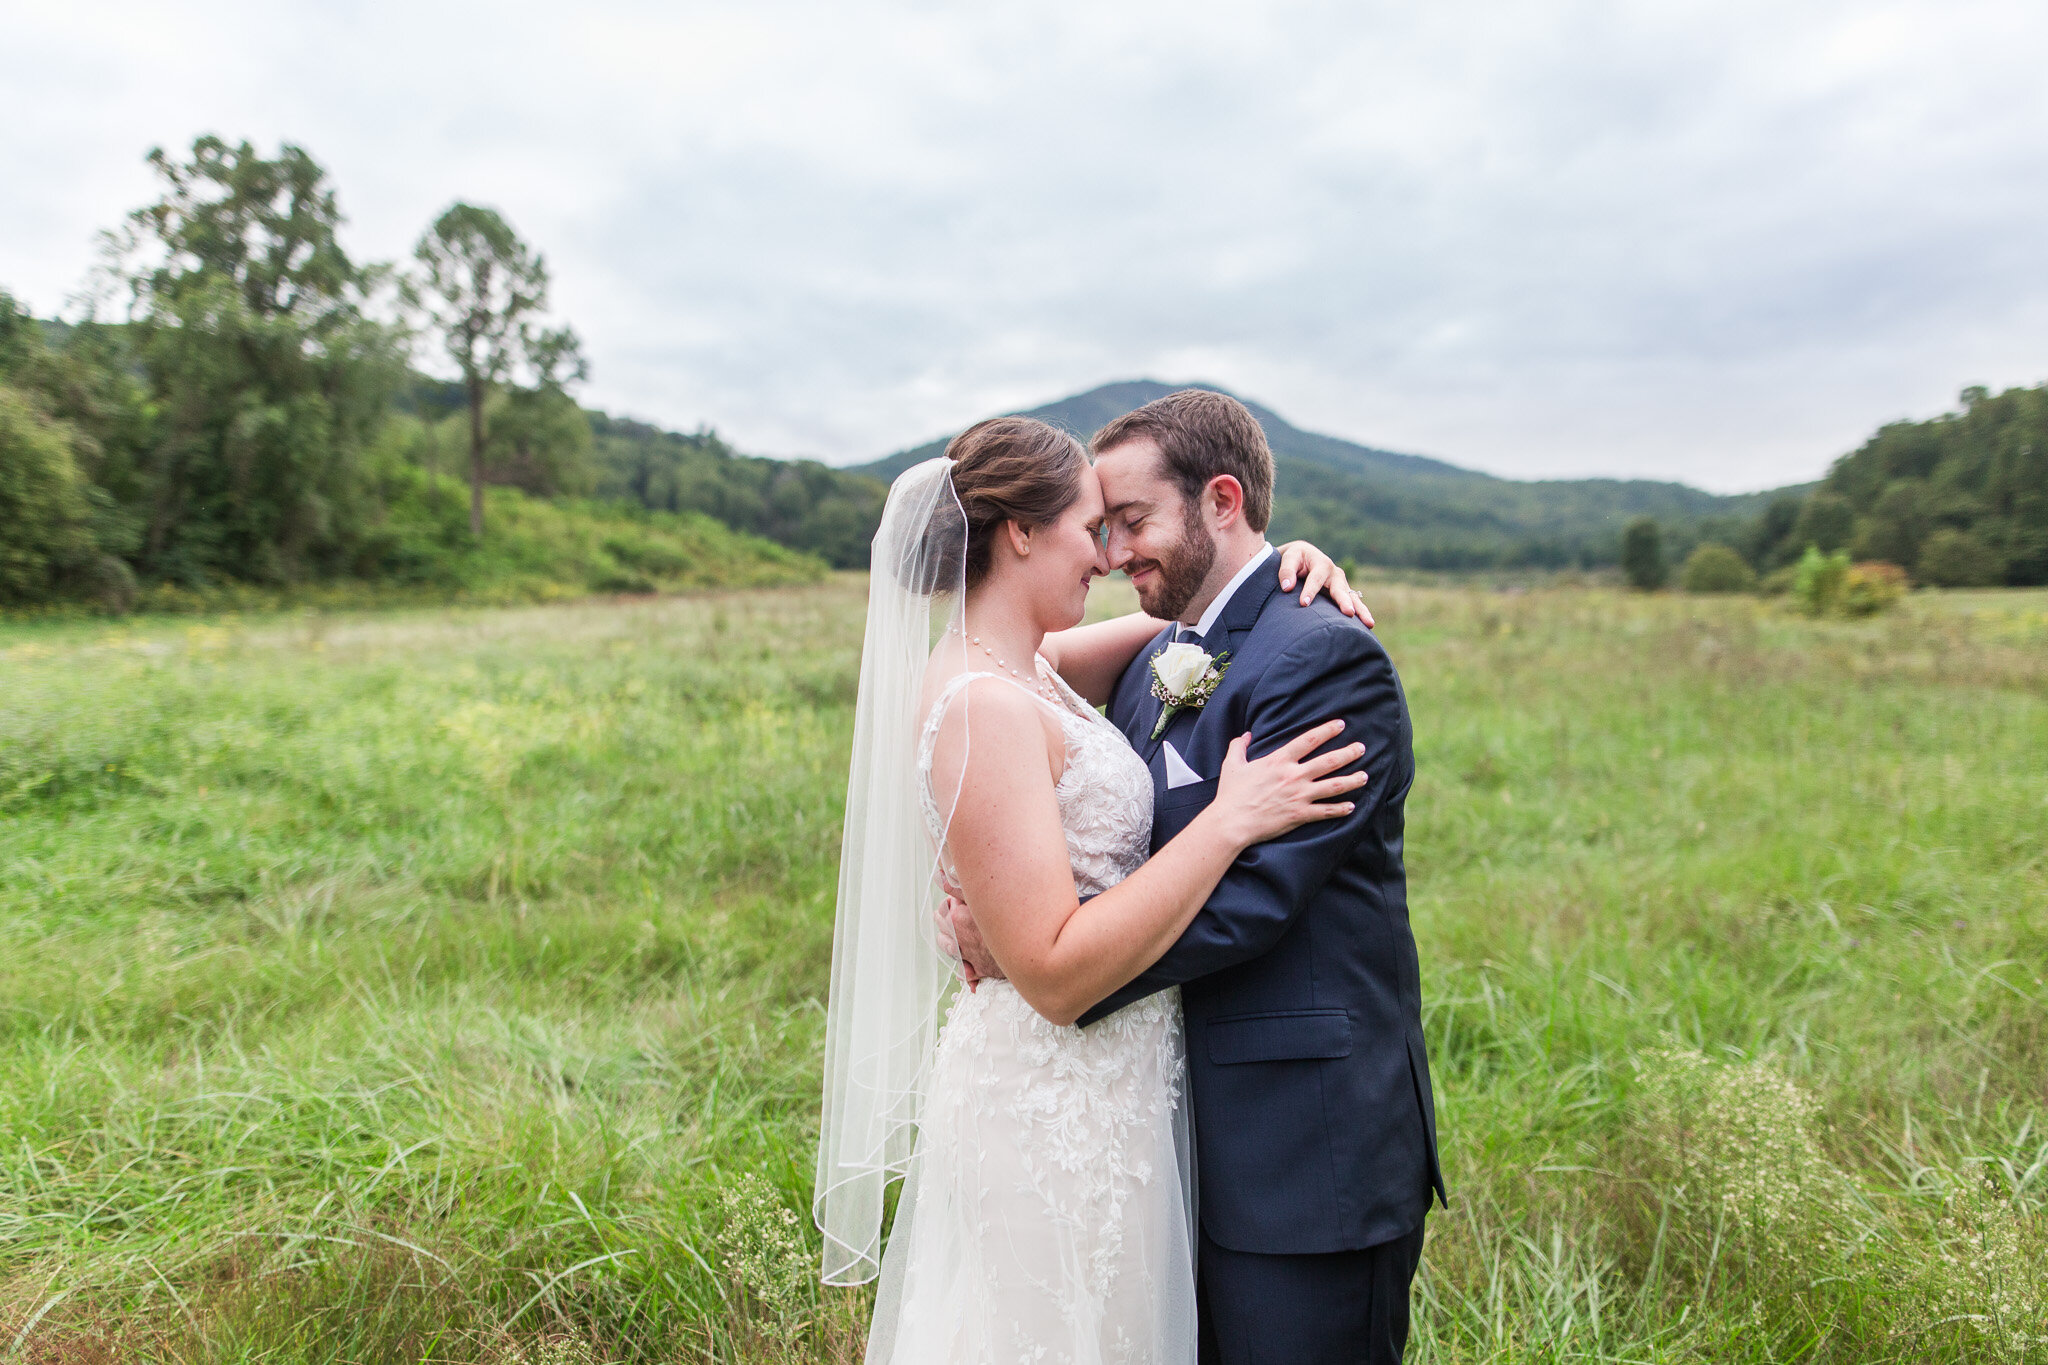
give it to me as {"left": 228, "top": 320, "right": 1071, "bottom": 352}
{"left": 1091, "top": 389, "right": 1274, "bottom": 533}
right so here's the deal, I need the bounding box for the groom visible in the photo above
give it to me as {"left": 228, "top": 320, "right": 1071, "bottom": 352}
{"left": 951, "top": 389, "right": 1445, "bottom": 1364}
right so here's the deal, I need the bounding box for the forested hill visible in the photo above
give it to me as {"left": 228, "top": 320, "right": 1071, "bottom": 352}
{"left": 1790, "top": 383, "right": 2048, "bottom": 586}
{"left": 858, "top": 380, "right": 1788, "bottom": 570}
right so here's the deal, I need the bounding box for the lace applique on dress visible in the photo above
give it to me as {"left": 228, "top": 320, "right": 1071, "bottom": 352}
{"left": 873, "top": 660, "right": 1193, "bottom": 1365}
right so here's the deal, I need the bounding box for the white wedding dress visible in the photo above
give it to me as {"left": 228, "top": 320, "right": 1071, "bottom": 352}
{"left": 866, "top": 659, "right": 1196, "bottom": 1365}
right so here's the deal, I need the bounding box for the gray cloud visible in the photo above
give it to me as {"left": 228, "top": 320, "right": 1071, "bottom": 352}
{"left": 7, "top": 0, "right": 2048, "bottom": 491}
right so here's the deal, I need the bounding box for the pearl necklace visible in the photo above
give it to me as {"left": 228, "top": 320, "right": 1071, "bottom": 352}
{"left": 957, "top": 629, "right": 1056, "bottom": 701}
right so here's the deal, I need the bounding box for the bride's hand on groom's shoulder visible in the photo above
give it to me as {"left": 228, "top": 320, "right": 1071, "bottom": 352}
{"left": 1276, "top": 541, "right": 1374, "bottom": 628}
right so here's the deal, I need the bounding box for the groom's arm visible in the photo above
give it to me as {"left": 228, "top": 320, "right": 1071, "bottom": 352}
{"left": 1041, "top": 613, "right": 1170, "bottom": 707}
{"left": 1078, "top": 623, "right": 1404, "bottom": 1025}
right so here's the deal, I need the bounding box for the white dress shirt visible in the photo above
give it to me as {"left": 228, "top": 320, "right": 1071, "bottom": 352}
{"left": 1181, "top": 541, "right": 1273, "bottom": 642}
{"left": 1161, "top": 542, "right": 1272, "bottom": 789}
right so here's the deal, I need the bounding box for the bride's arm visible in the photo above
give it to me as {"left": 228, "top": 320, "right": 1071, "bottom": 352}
{"left": 933, "top": 682, "right": 1362, "bottom": 1026}
{"left": 1042, "top": 542, "right": 1372, "bottom": 706}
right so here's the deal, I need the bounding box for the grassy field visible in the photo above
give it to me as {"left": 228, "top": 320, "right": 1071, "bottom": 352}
{"left": 0, "top": 579, "right": 2043, "bottom": 1363}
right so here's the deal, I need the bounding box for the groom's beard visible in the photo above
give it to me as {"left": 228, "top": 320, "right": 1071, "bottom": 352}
{"left": 1127, "top": 504, "right": 1216, "bottom": 622}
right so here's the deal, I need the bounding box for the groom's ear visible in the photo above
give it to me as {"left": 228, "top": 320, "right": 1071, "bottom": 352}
{"left": 1204, "top": 475, "right": 1247, "bottom": 532}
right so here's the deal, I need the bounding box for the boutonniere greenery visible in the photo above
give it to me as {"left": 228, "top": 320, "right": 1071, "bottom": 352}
{"left": 1149, "top": 642, "right": 1231, "bottom": 740}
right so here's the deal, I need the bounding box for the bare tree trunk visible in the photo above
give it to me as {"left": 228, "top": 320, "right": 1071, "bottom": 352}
{"left": 467, "top": 374, "right": 486, "bottom": 537}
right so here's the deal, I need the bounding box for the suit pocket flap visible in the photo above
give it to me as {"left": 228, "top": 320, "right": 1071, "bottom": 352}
{"left": 1206, "top": 1009, "right": 1353, "bottom": 1064}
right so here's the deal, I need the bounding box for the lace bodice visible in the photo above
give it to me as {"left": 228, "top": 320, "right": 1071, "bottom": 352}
{"left": 916, "top": 659, "right": 1155, "bottom": 896}
{"left": 878, "top": 659, "right": 1192, "bottom": 1363}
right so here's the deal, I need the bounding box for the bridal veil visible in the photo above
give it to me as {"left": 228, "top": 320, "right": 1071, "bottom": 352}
{"left": 813, "top": 456, "right": 970, "bottom": 1285}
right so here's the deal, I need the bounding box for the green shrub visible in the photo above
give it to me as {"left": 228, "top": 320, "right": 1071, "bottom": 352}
{"left": 1842, "top": 560, "right": 1907, "bottom": 616}
{"left": 1680, "top": 543, "right": 1757, "bottom": 594}
{"left": 1788, "top": 547, "right": 1907, "bottom": 617}
{"left": 1918, "top": 527, "right": 2004, "bottom": 588}
{"left": 1886, "top": 1180, "right": 2048, "bottom": 1363}
{"left": 1633, "top": 1049, "right": 1844, "bottom": 1268}
{"left": 716, "top": 1173, "right": 812, "bottom": 1359}
{"left": 1792, "top": 546, "right": 1851, "bottom": 616}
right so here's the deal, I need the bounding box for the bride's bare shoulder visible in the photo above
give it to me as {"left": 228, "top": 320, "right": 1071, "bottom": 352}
{"left": 920, "top": 669, "right": 1040, "bottom": 733}
{"left": 920, "top": 671, "right": 1064, "bottom": 783}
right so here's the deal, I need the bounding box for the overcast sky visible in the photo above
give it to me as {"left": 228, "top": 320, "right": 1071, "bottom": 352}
{"left": 8, "top": 1, "right": 2048, "bottom": 491}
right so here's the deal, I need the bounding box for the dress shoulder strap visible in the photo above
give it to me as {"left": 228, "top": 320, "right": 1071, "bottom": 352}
{"left": 916, "top": 667, "right": 1071, "bottom": 762}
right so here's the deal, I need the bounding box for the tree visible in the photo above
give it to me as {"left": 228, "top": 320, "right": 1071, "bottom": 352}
{"left": 0, "top": 384, "right": 97, "bottom": 604}
{"left": 1790, "top": 492, "right": 1854, "bottom": 555}
{"left": 1917, "top": 528, "right": 2003, "bottom": 587}
{"left": 1852, "top": 480, "right": 1928, "bottom": 569}
{"left": 1621, "top": 517, "right": 1666, "bottom": 590}
{"left": 1680, "top": 543, "right": 1756, "bottom": 593}
{"left": 0, "top": 293, "right": 151, "bottom": 591}
{"left": 1749, "top": 495, "right": 1803, "bottom": 568}
{"left": 477, "top": 387, "right": 594, "bottom": 498}
{"left": 107, "top": 136, "right": 404, "bottom": 584}
{"left": 408, "top": 204, "right": 585, "bottom": 535}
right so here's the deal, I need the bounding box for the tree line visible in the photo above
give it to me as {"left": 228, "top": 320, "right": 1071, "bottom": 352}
{"left": 0, "top": 136, "right": 882, "bottom": 611}
{"left": 1618, "top": 384, "right": 2048, "bottom": 595}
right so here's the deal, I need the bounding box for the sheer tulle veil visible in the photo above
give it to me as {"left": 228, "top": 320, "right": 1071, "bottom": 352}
{"left": 813, "top": 456, "right": 970, "bottom": 1285}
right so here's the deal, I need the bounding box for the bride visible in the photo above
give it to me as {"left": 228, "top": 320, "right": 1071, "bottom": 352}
{"left": 815, "top": 416, "right": 1367, "bottom": 1363}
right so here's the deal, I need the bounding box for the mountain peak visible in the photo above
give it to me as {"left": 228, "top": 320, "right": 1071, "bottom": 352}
{"left": 852, "top": 379, "right": 1787, "bottom": 570}
{"left": 854, "top": 378, "right": 1437, "bottom": 485}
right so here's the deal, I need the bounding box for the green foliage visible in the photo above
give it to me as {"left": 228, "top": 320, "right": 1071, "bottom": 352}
{"left": 1, "top": 581, "right": 2044, "bottom": 1361}
{"left": 1, "top": 141, "right": 791, "bottom": 612}
{"left": 1793, "top": 545, "right": 1851, "bottom": 616}
{"left": 1620, "top": 517, "right": 1667, "bottom": 590}
{"left": 592, "top": 413, "right": 886, "bottom": 570}
{"left": 0, "top": 293, "right": 154, "bottom": 568}
{"left": 107, "top": 137, "right": 410, "bottom": 587}
{"left": 716, "top": 1174, "right": 815, "bottom": 1358}
{"left": 394, "top": 385, "right": 598, "bottom": 500}
{"left": 408, "top": 201, "right": 587, "bottom": 536}
{"left": 1789, "top": 490, "right": 1855, "bottom": 555}
{"left": 342, "top": 464, "right": 824, "bottom": 601}
{"left": 1680, "top": 542, "right": 1757, "bottom": 593}
{"left": 0, "top": 382, "right": 98, "bottom": 603}
{"left": 485, "top": 387, "right": 596, "bottom": 498}
{"left": 1749, "top": 495, "right": 1804, "bottom": 569}
{"left": 1631, "top": 1049, "right": 1843, "bottom": 1270}
{"left": 1842, "top": 560, "right": 1907, "bottom": 616}
{"left": 1888, "top": 1180, "right": 2048, "bottom": 1362}
{"left": 1760, "top": 383, "right": 2048, "bottom": 586}
{"left": 1919, "top": 526, "right": 2005, "bottom": 588}
{"left": 1791, "top": 551, "right": 1905, "bottom": 619}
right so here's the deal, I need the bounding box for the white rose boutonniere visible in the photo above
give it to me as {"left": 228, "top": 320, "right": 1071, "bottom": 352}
{"left": 1149, "top": 642, "right": 1231, "bottom": 740}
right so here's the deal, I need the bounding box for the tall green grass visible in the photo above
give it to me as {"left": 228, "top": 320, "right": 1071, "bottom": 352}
{"left": 0, "top": 582, "right": 2042, "bottom": 1362}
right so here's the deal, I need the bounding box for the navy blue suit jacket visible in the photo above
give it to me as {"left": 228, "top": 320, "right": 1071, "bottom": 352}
{"left": 1079, "top": 554, "right": 1446, "bottom": 1255}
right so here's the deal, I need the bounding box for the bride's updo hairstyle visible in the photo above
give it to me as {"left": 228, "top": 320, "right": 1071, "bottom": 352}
{"left": 915, "top": 417, "right": 1088, "bottom": 592}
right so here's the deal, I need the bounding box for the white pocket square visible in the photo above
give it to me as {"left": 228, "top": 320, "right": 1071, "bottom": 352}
{"left": 1162, "top": 740, "right": 1205, "bottom": 790}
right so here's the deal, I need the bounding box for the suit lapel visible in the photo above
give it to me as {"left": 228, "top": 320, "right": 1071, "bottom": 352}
{"left": 1214, "top": 561, "right": 1281, "bottom": 655}
{"left": 1129, "top": 627, "right": 1177, "bottom": 764}
{"left": 1134, "top": 550, "right": 1281, "bottom": 765}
